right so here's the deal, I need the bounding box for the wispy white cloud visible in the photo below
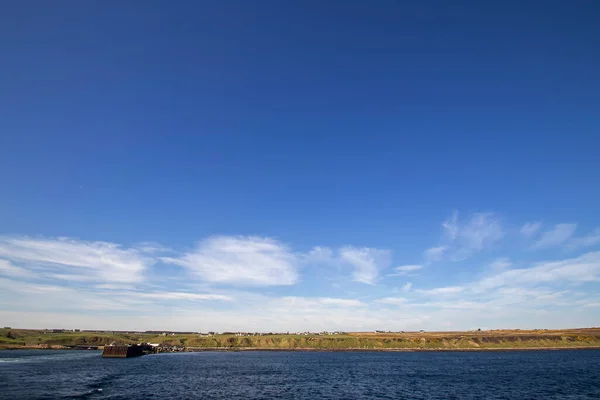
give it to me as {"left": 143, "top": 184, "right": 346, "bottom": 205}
{"left": 162, "top": 236, "right": 299, "bottom": 286}
{"left": 17, "top": 281, "right": 74, "bottom": 294}
{"left": 531, "top": 223, "right": 577, "bottom": 249}
{"left": 567, "top": 228, "right": 600, "bottom": 250}
{"left": 415, "top": 286, "right": 465, "bottom": 295}
{"left": 305, "top": 246, "right": 395, "bottom": 284}
{"left": 442, "top": 210, "right": 459, "bottom": 240}
{"left": 95, "top": 284, "right": 137, "bottom": 291}
{"left": 424, "top": 246, "right": 447, "bottom": 262}
{"left": 452, "top": 212, "right": 504, "bottom": 259}
{"left": 0, "top": 278, "right": 149, "bottom": 312}
{"left": 339, "top": 247, "right": 391, "bottom": 284}
{"left": 0, "top": 259, "right": 36, "bottom": 278}
{"left": 488, "top": 258, "right": 512, "bottom": 271}
{"left": 413, "top": 300, "right": 488, "bottom": 310}
{"left": 135, "top": 292, "right": 233, "bottom": 301}
{"left": 47, "top": 273, "right": 96, "bottom": 282}
{"left": 392, "top": 265, "right": 423, "bottom": 276}
{"left": 410, "top": 252, "right": 600, "bottom": 309}
{"left": 520, "top": 222, "right": 542, "bottom": 238}
{"left": 477, "top": 251, "right": 600, "bottom": 290}
{"left": 376, "top": 297, "right": 408, "bottom": 306}
{"left": 412, "top": 287, "right": 578, "bottom": 314}
{"left": 318, "top": 298, "right": 364, "bottom": 307}
{"left": 135, "top": 242, "right": 172, "bottom": 254}
{"left": 304, "top": 246, "right": 335, "bottom": 263}
{"left": 0, "top": 236, "right": 154, "bottom": 283}
{"left": 277, "top": 296, "right": 364, "bottom": 308}
{"left": 0, "top": 225, "right": 598, "bottom": 332}
{"left": 424, "top": 211, "right": 504, "bottom": 262}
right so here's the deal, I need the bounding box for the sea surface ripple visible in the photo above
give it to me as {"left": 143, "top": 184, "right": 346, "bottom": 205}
{"left": 1, "top": 349, "right": 599, "bottom": 399}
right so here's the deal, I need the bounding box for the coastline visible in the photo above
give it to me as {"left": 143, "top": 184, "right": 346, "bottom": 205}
{"left": 184, "top": 346, "right": 600, "bottom": 352}
{"left": 3, "top": 345, "right": 600, "bottom": 353}
{"left": 3, "top": 327, "right": 600, "bottom": 353}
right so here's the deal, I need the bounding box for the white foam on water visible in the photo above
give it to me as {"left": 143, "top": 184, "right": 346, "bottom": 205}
{"left": 0, "top": 358, "right": 22, "bottom": 363}
{"left": 0, "top": 351, "right": 100, "bottom": 364}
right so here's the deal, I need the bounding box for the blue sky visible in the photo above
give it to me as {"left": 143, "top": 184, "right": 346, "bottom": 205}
{"left": 1, "top": 1, "right": 599, "bottom": 331}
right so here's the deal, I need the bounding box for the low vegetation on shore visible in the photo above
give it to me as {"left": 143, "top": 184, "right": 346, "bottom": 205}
{"left": 2, "top": 328, "right": 600, "bottom": 351}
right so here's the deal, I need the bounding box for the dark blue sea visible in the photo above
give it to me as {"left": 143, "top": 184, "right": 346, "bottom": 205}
{"left": 1, "top": 350, "right": 599, "bottom": 399}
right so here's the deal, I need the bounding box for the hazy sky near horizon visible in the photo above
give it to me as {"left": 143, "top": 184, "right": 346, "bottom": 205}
{"left": 1, "top": 1, "right": 599, "bottom": 332}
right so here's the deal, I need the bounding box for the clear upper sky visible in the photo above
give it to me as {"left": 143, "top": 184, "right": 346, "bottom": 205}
{"left": 0, "top": 1, "right": 599, "bottom": 331}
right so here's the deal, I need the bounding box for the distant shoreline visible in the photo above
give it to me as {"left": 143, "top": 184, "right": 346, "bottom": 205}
{"left": 3, "top": 327, "right": 599, "bottom": 352}
{"left": 183, "top": 346, "right": 600, "bottom": 352}
{"left": 3, "top": 346, "right": 600, "bottom": 353}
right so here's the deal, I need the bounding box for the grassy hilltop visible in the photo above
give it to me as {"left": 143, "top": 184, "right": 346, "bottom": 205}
{"left": 2, "top": 328, "right": 600, "bottom": 351}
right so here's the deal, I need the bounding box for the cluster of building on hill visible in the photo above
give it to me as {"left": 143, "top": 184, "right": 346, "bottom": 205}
{"left": 42, "top": 329, "right": 191, "bottom": 335}
{"left": 38, "top": 329, "right": 449, "bottom": 336}
{"left": 207, "top": 331, "right": 349, "bottom": 336}
{"left": 40, "top": 329, "right": 364, "bottom": 336}
{"left": 43, "top": 329, "right": 146, "bottom": 334}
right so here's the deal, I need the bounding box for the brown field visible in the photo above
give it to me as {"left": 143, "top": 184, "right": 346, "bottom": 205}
{"left": 350, "top": 327, "right": 600, "bottom": 338}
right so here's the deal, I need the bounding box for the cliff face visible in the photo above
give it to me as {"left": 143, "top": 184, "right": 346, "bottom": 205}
{"left": 182, "top": 333, "right": 600, "bottom": 350}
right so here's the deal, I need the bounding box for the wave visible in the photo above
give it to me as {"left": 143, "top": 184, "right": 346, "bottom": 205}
{"left": 67, "top": 388, "right": 103, "bottom": 399}
{"left": 0, "top": 351, "right": 100, "bottom": 364}
{"left": 0, "top": 358, "right": 22, "bottom": 363}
